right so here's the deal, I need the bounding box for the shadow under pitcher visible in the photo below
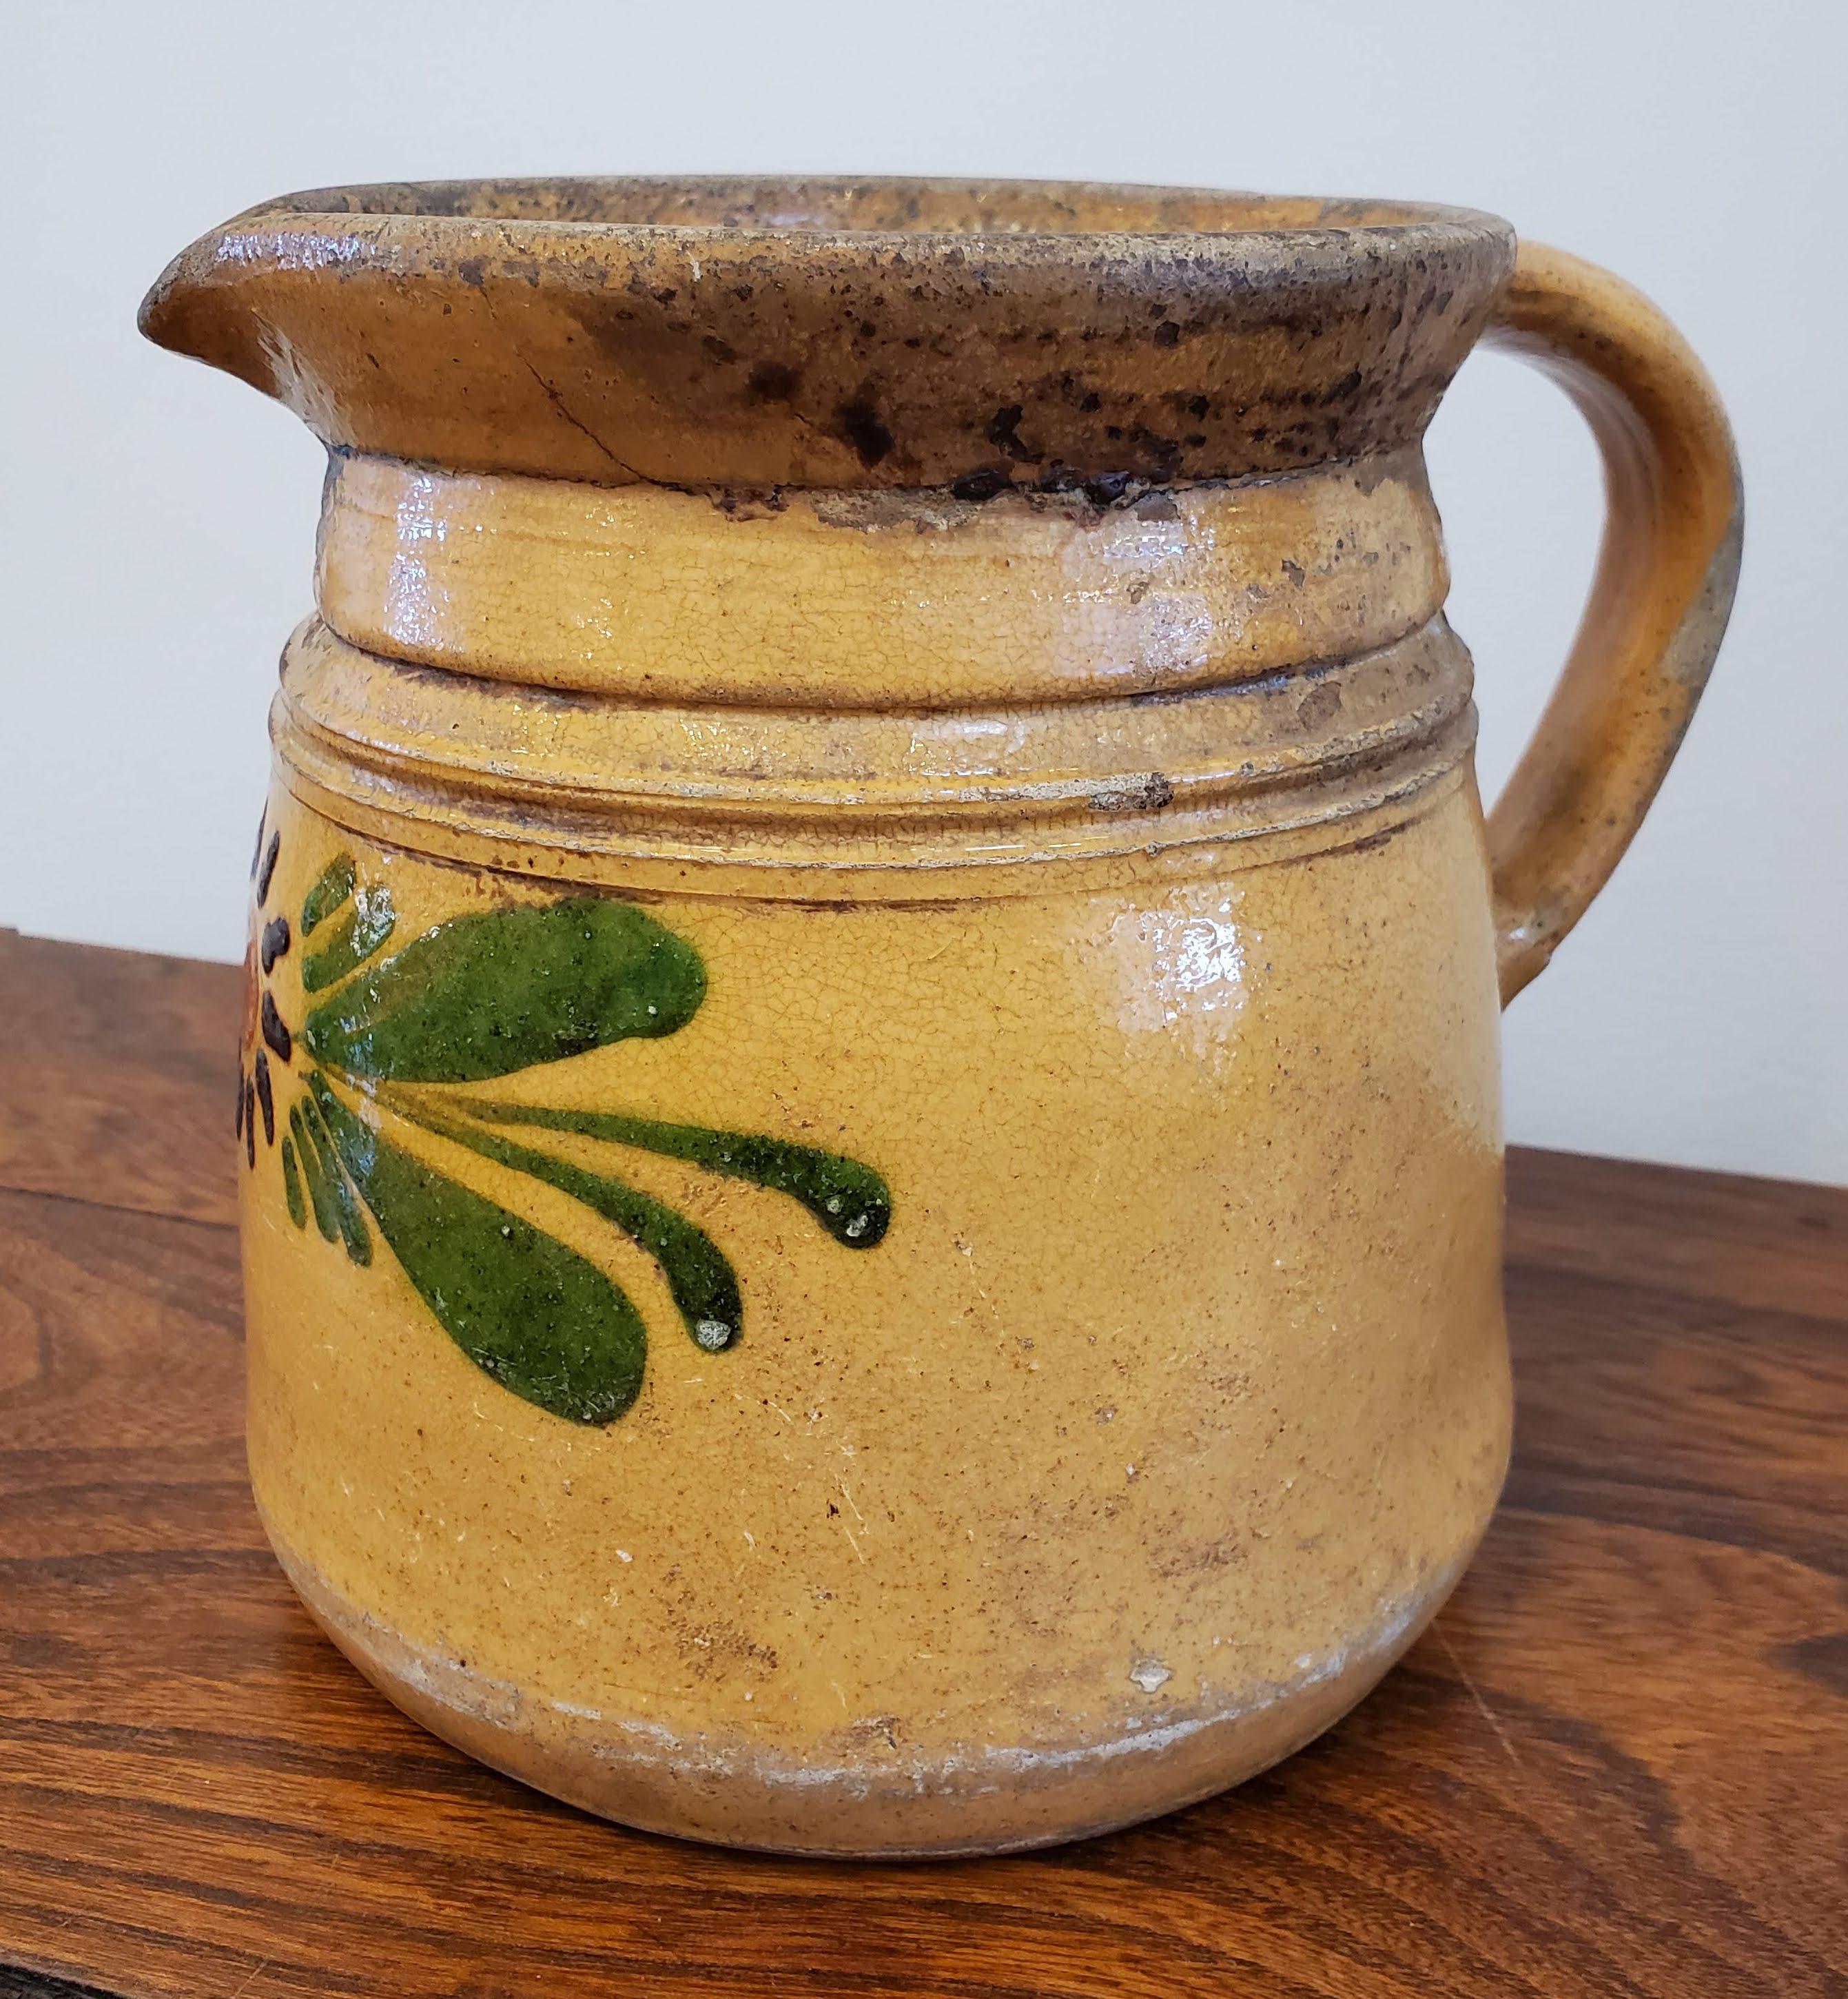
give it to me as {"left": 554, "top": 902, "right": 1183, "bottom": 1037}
{"left": 141, "top": 178, "right": 1740, "bottom": 1857}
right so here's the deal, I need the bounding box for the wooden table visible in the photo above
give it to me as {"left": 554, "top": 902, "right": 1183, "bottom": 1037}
{"left": 0, "top": 927, "right": 1841, "bottom": 1999}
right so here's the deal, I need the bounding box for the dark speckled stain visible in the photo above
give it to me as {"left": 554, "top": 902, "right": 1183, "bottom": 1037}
{"left": 987, "top": 404, "right": 1031, "bottom": 461}
{"left": 747, "top": 360, "right": 802, "bottom": 401}
{"left": 1089, "top": 772, "right": 1175, "bottom": 814}
{"left": 1083, "top": 471, "right": 1134, "bottom": 507}
{"left": 835, "top": 396, "right": 894, "bottom": 468}
{"left": 950, "top": 467, "right": 1012, "bottom": 503}
{"left": 1776, "top": 1631, "right": 1848, "bottom": 1698}
{"left": 712, "top": 489, "right": 790, "bottom": 519}
{"left": 1296, "top": 681, "right": 1346, "bottom": 732}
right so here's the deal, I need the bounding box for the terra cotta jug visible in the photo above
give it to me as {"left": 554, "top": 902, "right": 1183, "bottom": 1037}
{"left": 141, "top": 178, "right": 1741, "bottom": 1857}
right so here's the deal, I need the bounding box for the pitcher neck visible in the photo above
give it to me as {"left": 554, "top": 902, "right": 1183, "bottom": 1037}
{"left": 315, "top": 447, "right": 1448, "bottom": 710}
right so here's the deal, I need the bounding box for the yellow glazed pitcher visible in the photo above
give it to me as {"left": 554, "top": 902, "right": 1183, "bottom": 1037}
{"left": 141, "top": 179, "right": 1740, "bottom": 1858}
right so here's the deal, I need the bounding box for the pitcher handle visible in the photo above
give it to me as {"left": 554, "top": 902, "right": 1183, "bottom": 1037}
{"left": 1478, "top": 243, "right": 1742, "bottom": 1004}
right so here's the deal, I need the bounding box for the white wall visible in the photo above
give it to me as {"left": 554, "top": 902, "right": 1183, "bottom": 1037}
{"left": 5, "top": 0, "right": 1843, "bottom": 1184}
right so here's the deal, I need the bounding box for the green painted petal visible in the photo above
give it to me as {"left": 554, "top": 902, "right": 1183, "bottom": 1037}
{"left": 404, "top": 1101, "right": 743, "bottom": 1353}
{"left": 471, "top": 1103, "right": 891, "bottom": 1249}
{"left": 300, "top": 1090, "right": 373, "bottom": 1267}
{"left": 301, "top": 855, "right": 356, "bottom": 934}
{"left": 301, "top": 888, "right": 397, "bottom": 992}
{"left": 289, "top": 1103, "right": 343, "bottom": 1244}
{"left": 310, "top": 1078, "right": 646, "bottom": 1426}
{"left": 303, "top": 898, "right": 706, "bottom": 1085}
{"left": 280, "top": 1135, "right": 308, "bottom": 1230}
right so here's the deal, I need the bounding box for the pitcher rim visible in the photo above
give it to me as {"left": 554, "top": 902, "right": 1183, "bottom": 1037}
{"left": 214, "top": 174, "right": 1505, "bottom": 249}
{"left": 140, "top": 175, "right": 1516, "bottom": 491}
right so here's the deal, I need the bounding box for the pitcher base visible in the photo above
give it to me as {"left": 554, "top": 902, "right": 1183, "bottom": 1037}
{"left": 267, "top": 1528, "right": 1470, "bottom": 1859}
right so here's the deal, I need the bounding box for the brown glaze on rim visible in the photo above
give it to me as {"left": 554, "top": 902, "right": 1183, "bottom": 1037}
{"left": 140, "top": 176, "right": 1515, "bottom": 490}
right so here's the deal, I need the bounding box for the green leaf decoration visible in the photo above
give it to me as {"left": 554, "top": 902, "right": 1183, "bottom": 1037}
{"left": 298, "top": 1093, "right": 373, "bottom": 1268}
{"left": 300, "top": 855, "right": 356, "bottom": 934}
{"left": 402, "top": 1100, "right": 743, "bottom": 1353}
{"left": 309, "top": 1077, "right": 646, "bottom": 1425}
{"left": 302, "top": 898, "right": 706, "bottom": 1085}
{"left": 289, "top": 1103, "right": 343, "bottom": 1245}
{"left": 280, "top": 1135, "right": 307, "bottom": 1230}
{"left": 262, "top": 866, "right": 888, "bottom": 1428}
{"left": 469, "top": 1102, "right": 891, "bottom": 1249}
{"left": 301, "top": 887, "right": 397, "bottom": 992}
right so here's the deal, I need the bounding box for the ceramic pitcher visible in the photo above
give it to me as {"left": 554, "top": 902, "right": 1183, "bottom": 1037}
{"left": 141, "top": 178, "right": 1739, "bottom": 1858}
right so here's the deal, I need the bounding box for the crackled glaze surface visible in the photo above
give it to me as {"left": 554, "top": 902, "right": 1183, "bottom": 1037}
{"left": 144, "top": 177, "right": 1739, "bottom": 1855}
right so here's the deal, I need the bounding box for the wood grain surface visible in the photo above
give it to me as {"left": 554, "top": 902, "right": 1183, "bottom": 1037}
{"left": 0, "top": 925, "right": 1842, "bottom": 1999}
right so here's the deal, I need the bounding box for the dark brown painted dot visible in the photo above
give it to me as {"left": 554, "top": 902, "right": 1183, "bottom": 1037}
{"left": 245, "top": 1081, "right": 257, "bottom": 1167}
{"left": 986, "top": 404, "right": 1028, "bottom": 460}
{"left": 260, "top": 915, "right": 291, "bottom": 973}
{"left": 249, "top": 809, "right": 267, "bottom": 881}
{"left": 256, "top": 830, "right": 281, "bottom": 903}
{"left": 260, "top": 992, "right": 293, "bottom": 1065}
{"left": 235, "top": 1066, "right": 246, "bottom": 1138}
{"left": 254, "top": 1049, "right": 276, "bottom": 1145}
